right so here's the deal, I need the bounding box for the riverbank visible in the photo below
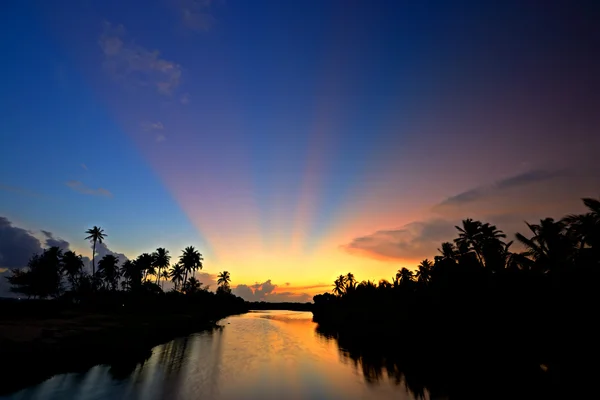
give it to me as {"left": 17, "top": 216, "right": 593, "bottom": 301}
{"left": 0, "top": 298, "right": 248, "bottom": 396}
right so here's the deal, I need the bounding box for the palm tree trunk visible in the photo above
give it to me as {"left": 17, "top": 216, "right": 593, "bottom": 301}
{"left": 92, "top": 240, "right": 96, "bottom": 290}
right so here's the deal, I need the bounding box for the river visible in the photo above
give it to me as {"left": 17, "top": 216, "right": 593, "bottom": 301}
{"left": 2, "top": 311, "right": 425, "bottom": 400}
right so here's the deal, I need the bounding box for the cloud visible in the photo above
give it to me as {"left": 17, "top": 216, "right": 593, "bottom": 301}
{"left": 233, "top": 279, "right": 312, "bottom": 302}
{"left": 343, "top": 219, "right": 456, "bottom": 261}
{"left": 0, "top": 217, "right": 43, "bottom": 269}
{"left": 91, "top": 242, "right": 128, "bottom": 267}
{"left": 141, "top": 121, "right": 164, "bottom": 131}
{"left": 177, "top": 0, "right": 216, "bottom": 31}
{"left": 65, "top": 181, "right": 113, "bottom": 197}
{"left": 41, "top": 230, "right": 70, "bottom": 252}
{"left": 99, "top": 22, "right": 182, "bottom": 96}
{"left": 141, "top": 121, "right": 167, "bottom": 142}
{"left": 81, "top": 163, "right": 88, "bottom": 170}
{"left": 436, "top": 169, "right": 566, "bottom": 209}
{"left": 180, "top": 93, "right": 190, "bottom": 104}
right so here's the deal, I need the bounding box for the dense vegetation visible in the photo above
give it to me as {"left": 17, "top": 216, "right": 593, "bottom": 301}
{"left": 313, "top": 197, "right": 599, "bottom": 396}
{"left": 5, "top": 226, "right": 239, "bottom": 303}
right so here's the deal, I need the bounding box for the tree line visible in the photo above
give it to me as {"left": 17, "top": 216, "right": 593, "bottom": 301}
{"left": 5, "top": 226, "right": 233, "bottom": 299}
{"left": 322, "top": 196, "right": 599, "bottom": 300}
{"left": 313, "top": 197, "right": 600, "bottom": 391}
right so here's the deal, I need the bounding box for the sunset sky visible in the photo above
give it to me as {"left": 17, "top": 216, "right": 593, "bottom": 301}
{"left": 1, "top": 0, "right": 599, "bottom": 301}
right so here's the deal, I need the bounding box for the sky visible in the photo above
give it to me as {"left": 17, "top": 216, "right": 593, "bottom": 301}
{"left": 1, "top": 0, "right": 599, "bottom": 301}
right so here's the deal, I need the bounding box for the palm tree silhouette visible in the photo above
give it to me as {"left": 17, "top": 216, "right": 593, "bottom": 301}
{"left": 398, "top": 268, "right": 414, "bottom": 286}
{"left": 179, "top": 246, "right": 203, "bottom": 287}
{"left": 217, "top": 271, "right": 231, "bottom": 287}
{"left": 160, "top": 269, "right": 169, "bottom": 289}
{"left": 415, "top": 259, "right": 432, "bottom": 285}
{"left": 136, "top": 253, "right": 154, "bottom": 282}
{"left": 62, "top": 250, "right": 84, "bottom": 291}
{"left": 438, "top": 242, "right": 457, "bottom": 260}
{"left": 184, "top": 276, "right": 201, "bottom": 294}
{"left": 169, "top": 263, "right": 184, "bottom": 291}
{"left": 98, "top": 254, "right": 120, "bottom": 291}
{"left": 153, "top": 248, "right": 171, "bottom": 285}
{"left": 455, "top": 219, "right": 484, "bottom": 265}
{"left": 120, "top": 259, "right": 138, "bottom": 291}
{"left": 346, "top": 272, "right": 356, "bottom": 291}
{"left": 85, "top": 226, "right": 106, "bottom": 284}
{"left": 333, "top": 274, "right": 347, "bottom": 296}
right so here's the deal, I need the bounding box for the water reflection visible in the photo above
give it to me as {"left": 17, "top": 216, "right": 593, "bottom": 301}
{"left": 4, "top": 311, "right": 430, "bottom": 400}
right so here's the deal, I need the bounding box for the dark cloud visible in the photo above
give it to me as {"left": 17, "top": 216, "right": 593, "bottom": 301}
{"left": 41, "top": 230, "right": 70, "bottom": 252}
{"left": 0, "top": 217, "right": 43, "bottom": 269}
{"left": 233, "top": 280, "right": 311, "bottom": 303}
{"left": 92, "top": 242, "right": 128, "bottom": 268}
{"left": 437, "top": 169, "right": 566, "bottom": 208}
{"left": 343, "top": 219, "right": 456, "bottom": 260}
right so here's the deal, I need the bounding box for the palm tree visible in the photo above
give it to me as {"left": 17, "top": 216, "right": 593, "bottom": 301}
{"left": 62, "top": 251, "right": 84, "bottom": 291}
{"left": 120, "top": 259, "right": 139, "bottom": 291}
{"left": 136, "top": 253, "right": 154, "bottom": 282}
{"left": 345, "top": 272, "right": 356, "bottom": 291}
{"left": 333, "top": 274, "right": 347, "bottom": 296}
{"left": 183, "top": 276, "right": 201, "bottom": 294}
{"left": 160, "top": 269, "right": 170, "bottom": 289}
{"left": 85, "top": 226, "right": 106, "bottom": 283}
{"left": 415, "top": 259, "right": 432, "bottom": 285}
{"left": 97, "top": 254, "right": 120, "bottom": 291}
{"left": 169, "top": 263, "right": 184, "bottom": 291}
{"left": 153, "top": 248, "right": 171, "bottom": 285}
{"left": 397, "top": 267, "right": 414, "bottom": 286}
{"left": 438, "top": 242, "right": 457, "bottom": 260}
{"left": 455, "top": 219, "right": 484, "bottom": 265}
{"left": 179, "top": 246, "right": 203, "bottom": 287}
{"left": 515, "top": 218, "right": 573, "bottom": 273}
{"left": 217, "top": 271, "right": 231, "bottom": 288}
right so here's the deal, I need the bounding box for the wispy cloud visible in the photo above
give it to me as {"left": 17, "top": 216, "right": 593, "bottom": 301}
{"left": 436, "top": 169, "right": 566, "bottom": 208}
{"left": 99, "top": 22, "right": 182, "bottom": 96}
{"left": 180, "top": 93, "right": 190, "bottom": 104}
{"left": 65, "top": 181, "right": 113, "bottom": 197}
{"left": 81, "top": 163, "right": 88, "bottom": 170}
{"left": 141, "top": 121, "right": 167, "bottom": 142}
{"left": 176, "top": 0, "right": 216, "bottom": 31}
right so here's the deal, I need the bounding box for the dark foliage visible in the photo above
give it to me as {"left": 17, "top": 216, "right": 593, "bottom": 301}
{"left": 313, "top": 197, "right": 600, "bottom": 398}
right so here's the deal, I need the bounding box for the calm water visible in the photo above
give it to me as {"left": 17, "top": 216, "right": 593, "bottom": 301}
{"left": 2, "top": 311, "right": 424, "bottom": 400}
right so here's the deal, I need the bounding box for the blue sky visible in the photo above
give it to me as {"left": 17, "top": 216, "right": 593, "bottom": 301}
{"left": 1, "top": 0, "right": 599, "bottom": 300}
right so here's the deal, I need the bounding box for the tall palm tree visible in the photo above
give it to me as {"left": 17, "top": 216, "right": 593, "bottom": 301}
{"left": 217, "top": 271, "right": 231, "bottom": 287}
{"left": 169, "top": 263, "right": 184, "bottom": 291}
{"left": 62, "top": 251, "right": 84, "bottom": 291}
{"left": 179, "top": 246, "right": 203, "bottom": 287}
{"left": 153, "top": 248, "right": 171, "bottom": 285}
{"left": 97, "top": 254, "right": 120, "bottom": 291}
{"left": 85, "top": 226, "right": 106, "bottom": 282}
